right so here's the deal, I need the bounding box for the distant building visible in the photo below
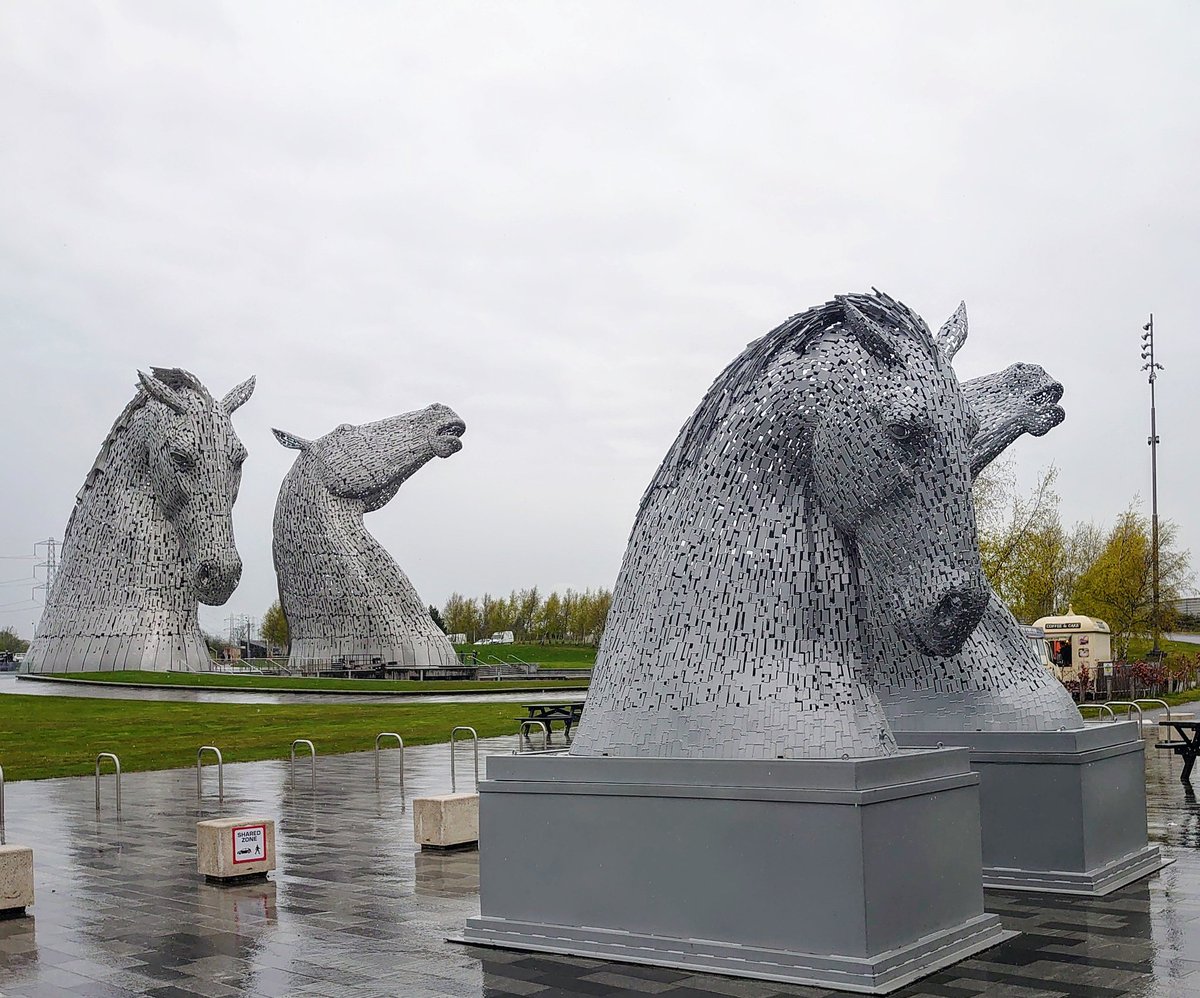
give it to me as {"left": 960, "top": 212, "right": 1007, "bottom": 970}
{"left": 1174, "top": 597, "right": 1200, "bottom": 619}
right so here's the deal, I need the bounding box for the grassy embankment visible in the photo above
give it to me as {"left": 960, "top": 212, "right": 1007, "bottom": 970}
{"left": 0, "top": 695, "right": 532, "bottom": 782}
{"left": 452, "top": 643, "right": 596, "bottom": 668}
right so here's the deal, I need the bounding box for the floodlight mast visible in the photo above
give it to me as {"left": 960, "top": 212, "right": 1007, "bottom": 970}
{"left": 1141, "top": 314, "right": 1163, "bottom": 656}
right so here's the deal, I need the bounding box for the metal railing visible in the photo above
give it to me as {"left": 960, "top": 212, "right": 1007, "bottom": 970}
{"left": 290, "top": 739, "right": 316, "bottom": 790}
{"left": 1079, "top": 703, "right": 1116, "bottom": 721}
{"left": 1134, "top": 698, "right": 1172, "bottom": 741}
{"left": 450, "top": 726, "right": 479, "bottom": 793}
{"left": 197, "top": 745, "right": 224, "bottom": 801}
{"left": 374, "top": 732, "right": 405, "bottom": 794}
{"left": 0, "top": 763, "right": 5, "bottom": 828}
{"left": 95, "top": 752, "right": 121, "bottom": 812}
{"left": 1104, "top": 701, "right": 1146, "bottom": 724}
{"left": 517, "top": 720, "right": 549, "bottom": 753}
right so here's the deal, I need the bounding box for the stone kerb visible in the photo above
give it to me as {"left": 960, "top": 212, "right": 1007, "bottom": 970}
{"left": 0, "top": 844, "right": 34, "bottom": 916}
{"left": 197, "top": 817, "right": 277, "bottom": 884}
{"left": 413, "top": 793, "right": 479, "bottom": 850}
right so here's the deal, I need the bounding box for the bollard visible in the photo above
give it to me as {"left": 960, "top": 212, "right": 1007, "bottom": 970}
{"left": 374, "top": 733, "right": 405, "bottom": 794}
{"left": 197, "top": 746, "right": 224, "bottom": 802}
{"left": 290, "top": 739, "right": 316, "bottom": 790}
{"left": 197, "top": 817, "right": 276, "bottom": 884}
{"left": 449, "top": 726, "right": 479, "bottom": 793}
{"left": 95, "top": 753, "right": 121, "bottom": 813}
{"left": 0, "top": 844, "right": 34, "bottom": 915}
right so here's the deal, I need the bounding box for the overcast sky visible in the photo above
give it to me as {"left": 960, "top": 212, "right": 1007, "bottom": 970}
{"left": 1, "top": 2, "right": 1197, "bottom": 640}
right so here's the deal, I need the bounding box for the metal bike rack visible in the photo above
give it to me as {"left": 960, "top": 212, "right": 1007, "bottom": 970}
{"left": 450, "top": 726, "right": 479, "bottom": 793}
{"left": 517, "top": 720, "right": 550, "bottom": 753}
{"left": 1104, "top": 701, "right": 1145, "bottom": 724}
{"left": 1135, "top": 698, "right": 1172, "bottom": 741}
{"left": 95, "top": 752, "right": 121, "bottom": 812}
{"left": 374, "top": 732, "right": 405, "bottom": 793}
{"left": 290, "top": 739, "right": 316, "bottom": 790}
{"left": 196, "top": 745, "right": 224, "bottom": 801}
{"left": 1079, "top": 703, "right": 1116, "bottom": 721}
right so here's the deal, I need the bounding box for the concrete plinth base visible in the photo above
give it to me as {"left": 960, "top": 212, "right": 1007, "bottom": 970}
{"left": 895, "top": 723, "right": 1169, "bottom": 896}
{"left": 459, "top": 751, "right": 1011, "bottom": 994}
{"left": 0, "top": 845, "right": 34, "bottom": 915}
{"left": 197, "top": 817, "right": 276, "bottom": 883}
{"left": 414, "top": 793, "right": 479, "bottom": 850}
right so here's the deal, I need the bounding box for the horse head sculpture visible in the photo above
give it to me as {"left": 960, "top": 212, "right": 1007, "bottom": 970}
{"left": 572, "top": 291, "right": 989, "bottom": 760}
{"left": 23, "top": 367, "right": 255, "bottom": 673}
{"left": 272, "top": 403, "right": 465, "bottom": 670}
{"left": 135, "top": 368, "right": 254, "bottom": 604}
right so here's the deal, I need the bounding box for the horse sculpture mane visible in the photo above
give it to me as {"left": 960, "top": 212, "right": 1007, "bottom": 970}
{"left": 642, "top": 292, "right": 939, "bottom": 512}
{"left": 24, "top": 367, "right": 255, "bottom": 673}
{"left": 573, "top": 291, "right": 990, "bottom": 760}
{"left": 272, "top": 403, "right": 466, "bottom": 671}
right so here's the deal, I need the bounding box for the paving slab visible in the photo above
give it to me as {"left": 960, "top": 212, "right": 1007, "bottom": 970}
{"left": 1, "top": 732, "right": 1200, "bottom": 995}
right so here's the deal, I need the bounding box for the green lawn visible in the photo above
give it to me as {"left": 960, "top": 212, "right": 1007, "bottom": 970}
{"left": 44, "top": 671, "right": 588, "bottom": 693}
{"left": 1126, "top": 636, "right": 1200, "bottom": 661}
{"left": 452, "top": 643, "right": 596, "bottom": 668}
{"left": 0, "top": 696, "right": 539, "bottom": 782}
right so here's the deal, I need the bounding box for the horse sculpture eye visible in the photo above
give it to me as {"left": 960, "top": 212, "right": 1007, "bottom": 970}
{"left": 886, "top": 423, "right": 917, "bottom": 444}
{"left": 171, "top": 451, "right": 195, "bottom": 473}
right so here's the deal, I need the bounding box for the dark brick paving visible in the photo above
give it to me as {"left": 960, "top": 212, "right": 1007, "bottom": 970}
{"left": 1, "top": 731, "right": 1200, "bottom": 997}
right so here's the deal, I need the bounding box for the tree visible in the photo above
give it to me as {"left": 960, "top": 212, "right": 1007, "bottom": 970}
{"left": 442, "top": 592, "right": 481, "bottom": 639}
{"left": 1072, "top": 505, "right": 1192, "bottom": 658}
{"left": 0, "top": 627, "right": 29, "bottom": 655}
{"left": 975, "top": 465, "right": 1064, "bottom": 622}
{"left": 260, "top": 600, "right": 289, "bottom": 653}
{"left": 429, "top": 604, "right": 446, "bottom": 633}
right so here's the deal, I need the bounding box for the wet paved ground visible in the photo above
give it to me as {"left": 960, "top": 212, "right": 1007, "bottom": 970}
{"left": 4, "top": 731, "right": 1200, "bottom": 997}
{"left": 0, "top": 675, "right": 584, "bottom": 706}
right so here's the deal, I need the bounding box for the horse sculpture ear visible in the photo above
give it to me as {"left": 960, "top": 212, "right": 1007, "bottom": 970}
{"left": 221, "top": 376, "right": 256, "bottom": 415}
{"left": 837, "top": 299, "right": 900, "bottom": 365}
{"left": 935, "top": 302, "right": 969, "bottom": 361}
{"left": 272, "top": 428, "right": 311, "bottom": 451}
{"left": 137, "top": 369, "right": 187, "bottom": 414}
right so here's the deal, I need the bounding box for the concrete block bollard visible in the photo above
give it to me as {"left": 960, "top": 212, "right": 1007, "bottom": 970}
{"left": 413, "top": 793, "right": 479, "bottom": 850}
{"left": 0, "top": 845, "right": 34, "bottom": 916}
{"left": 197, "top": 817, "right": 277, "bottom": 884}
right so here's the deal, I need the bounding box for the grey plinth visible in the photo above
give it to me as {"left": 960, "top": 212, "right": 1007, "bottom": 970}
{"left": 895, "top": 723, "right": 1169, "bottom": 895}
{"left": 460, "top": 750, "right": 1012, "bottom": 994}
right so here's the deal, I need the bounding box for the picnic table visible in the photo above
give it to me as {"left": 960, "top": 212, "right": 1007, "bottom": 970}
{"left": 1157, "top": 720, "right": 1200, "bottom": 784}
{"left": 515, "top": 702, "right": 585, "bottom": 744}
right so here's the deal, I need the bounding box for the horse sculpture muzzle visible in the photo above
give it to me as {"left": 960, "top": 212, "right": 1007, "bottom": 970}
{"left": 195, "top": 552, "right": 242, "bottom": 606}
{"left": 906, "top": 574, "right": 990, "bottom": 657}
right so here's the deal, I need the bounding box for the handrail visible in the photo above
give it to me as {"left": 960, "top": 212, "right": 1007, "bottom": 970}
{"left": 450, "top": 726, "right": 479, "bottom": 793}
{"left": 196, "top": 745, "right": 224, "bottom": 801}
{"left": 1135, "top": 698, "right": 1172, "bottom": 741}
{"left": 374, "top": 732, "right": 405, "bottom": 794}
{"left": 1079, "top": 703, "right": 1116, "bottom": 721}
{"left": 290, "top": 739, "right": 316, "bottom": 790}
{"left": 518, "top": 720, "right": 550, "bottom": 753}
{"left": 95, "top": 752, "right": 121, "bottom": 812}
{"left": 1104, "top": 701, "right": 1145, "bottom": 724}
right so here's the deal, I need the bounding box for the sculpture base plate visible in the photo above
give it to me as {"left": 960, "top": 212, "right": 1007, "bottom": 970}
{"left": 458, "top": 914, "right": 1013, "bottom": 995}
{"left": 895, "top": 724, "right": 1170, "bottom": 896}
{"left": 458, "top": 750, "right": 1010, "bottom": 994}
